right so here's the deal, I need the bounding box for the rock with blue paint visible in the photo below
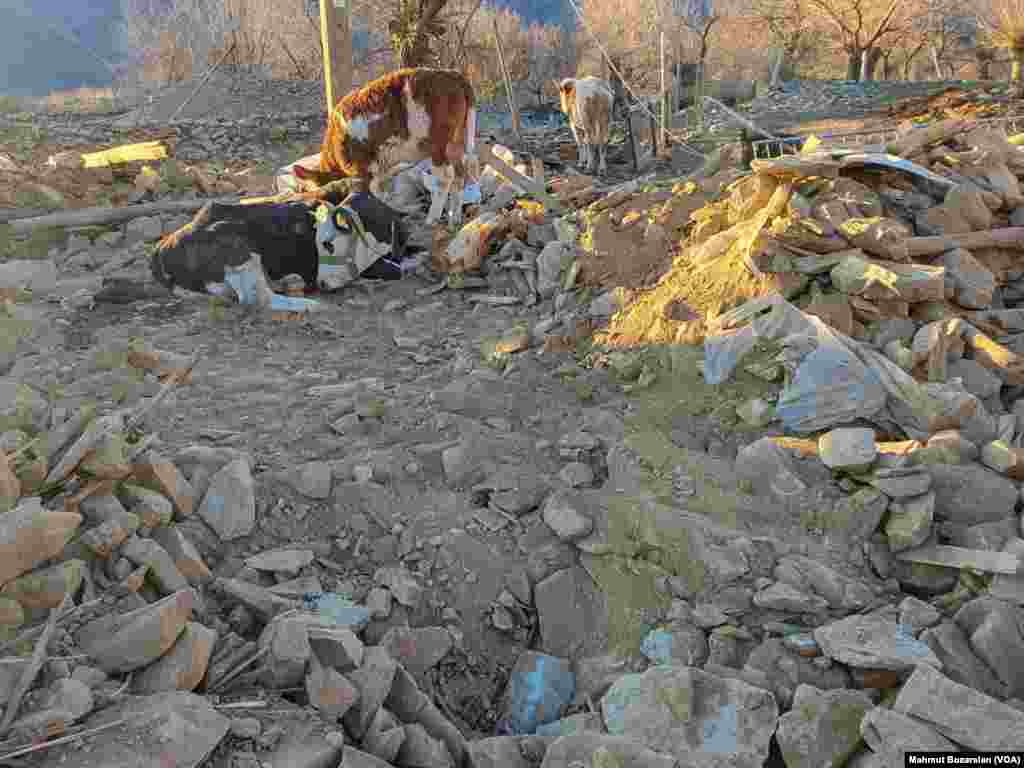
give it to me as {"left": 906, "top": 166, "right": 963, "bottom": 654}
{"left": 813, "top": 613, "right": 943, "bottom": 672}
{"left": 639, "top": 625, "right": 709, "bottom": 667}
{"left": 503, "top": 651, "right": 576, "bottom": 735}
{"left": 601, "top": 665, "right": 778, "bottom": 768}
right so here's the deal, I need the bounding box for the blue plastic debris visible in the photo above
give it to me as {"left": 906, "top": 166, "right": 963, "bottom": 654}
{"left": 302, "top": 592, "right": 370, "bottom": 630}
{"left": 223, "top": 270, "right": 320, "bottom": 313}
{"left": 505, "top": 651, "right": 575, "bottom": 735}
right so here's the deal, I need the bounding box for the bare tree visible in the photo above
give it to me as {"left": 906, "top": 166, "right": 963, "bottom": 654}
{"left": 751, "top": 0, "right": 817, "bottom": 76}
{"left": 802, "top": 0, "right": 918, "bottom": 80}
{"left": 522, "top": 23, "right": 570, "bottom": 107}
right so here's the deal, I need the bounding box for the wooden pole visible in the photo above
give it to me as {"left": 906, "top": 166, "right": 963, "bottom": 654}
{"left": 493, "top": 18, "right": 521, "bottom": 141}
{"left": 660, "top": 30, "right": 668, "bottom": 155}
{"left": 625, "top": 103, "right": 639, "bottom": 173}
{"left": 320, "top": 0, "right": 352, "bottom": 111}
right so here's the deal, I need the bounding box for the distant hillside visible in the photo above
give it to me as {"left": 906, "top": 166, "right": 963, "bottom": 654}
{"left": 0, "top": 0, "right": 570, "bottom": 98}
{"left": 0, "top": 0, "right": 127, "bottom": 97}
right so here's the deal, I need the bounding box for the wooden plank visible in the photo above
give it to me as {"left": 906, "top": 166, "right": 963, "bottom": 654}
{"left": 477, "top": 144, "right": 566, "bottom": 215}
{"left": 8, "top": 197, "right": 243, "bottom": 235}
{"left": 894, "top": 544, "right": 1024, "bottom": 575}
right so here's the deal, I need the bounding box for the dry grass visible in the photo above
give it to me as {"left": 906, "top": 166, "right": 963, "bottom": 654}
{"left": 988, "top": 0, "right": 1024, "bottom": 51}
{"left": 42, "top": 87, "right": 118, "bottom": 114}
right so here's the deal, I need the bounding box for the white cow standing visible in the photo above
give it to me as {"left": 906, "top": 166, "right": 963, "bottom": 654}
{"left": 558, "top": 76, "right": 615, "bottom": 176}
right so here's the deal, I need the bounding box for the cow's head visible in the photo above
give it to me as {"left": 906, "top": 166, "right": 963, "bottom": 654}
{"left": 558, "top": 78, "right": 576, "bottom": 115}
{"left": 313, "top": 198, "right": 391, "bottom": 290}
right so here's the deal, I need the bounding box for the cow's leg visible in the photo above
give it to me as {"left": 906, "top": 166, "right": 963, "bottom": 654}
{"left": 569, "top": 122, "right": 587, "bottom": 171}
{"left": 598, "top": 143, "right": 608, "bottom": 175}
{"left": 425, "top": 162, "right": 453, "bottom": 226}
{"left": 447, "top": 162, "right": 466, "bottom": 229}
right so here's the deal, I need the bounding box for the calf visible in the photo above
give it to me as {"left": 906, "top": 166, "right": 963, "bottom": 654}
{"left": 558, "top": 77, "right": 614, "bottom": 176}
{"left": 293, "top": 67, "right": 478, "bottom": 228}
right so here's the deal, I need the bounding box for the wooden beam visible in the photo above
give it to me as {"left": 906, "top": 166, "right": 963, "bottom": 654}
{"left": 894, "top": 544, "right": 1024, "bottom": 576}
{"left": 477, "top": 144, "right": 565, "bottom": 215}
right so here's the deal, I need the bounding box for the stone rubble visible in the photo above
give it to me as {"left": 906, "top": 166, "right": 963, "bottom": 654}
{"left": 6, "top": 77, "right": 1024, "bottom": 768}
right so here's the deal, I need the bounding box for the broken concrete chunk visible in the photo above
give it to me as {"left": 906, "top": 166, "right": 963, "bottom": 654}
{"left": 898, "top": 597, "right": 941, "bottom": 636}
{"left": 308, "top": 626, "right": 364, "bottom": 672}
{"left": 640, "top": 624, "right": 709, "bottom": 667}
{"left": 119, "top": 536, "right": 190, "bottom": 594}
{"left": 0, "top": 559, "right": 84, "bottom": 623}
{"left": 245, "top": 548, "right": 315, "bottom": 574}
{"left": 954, "top": 596, "right": 1024, "bottom": 699}
{"left": 380, "top": 627, "right": 453, "bottom": 678}
{"left": 117, "top": 483, "right": 174, "bottom": 528}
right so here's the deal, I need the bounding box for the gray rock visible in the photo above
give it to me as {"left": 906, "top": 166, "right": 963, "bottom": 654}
{"left": 558, "top": 462, "right": 595, "bottom": 488}
{"left": 197, "top": 457, "right": 256, "bottom": 540}
{"left": 380, "top": 627, "right": 453, "bottom": 677}
{"left": 76, "top": 589, "right": 195, "bottom": 674}
{"left": 244, "top": 548, "right": 315, "bottom": 575}
{"left": 818, "top": 428, "right": 877, "bottom": 472}
{"left": 306, "top": 657, "right": 360, "bottom": 719}
{"left": 540, "top": 733, "right": 676, "bottom": 768}
{"left": 743, "top": 639, "right": 852, "bottom": 710}
{"left": 893, "top": 663, "right": 1024, "bottom": 750}
{"left": 898, "top": 597, "right": 941, "bottom": 635}
{"left": 884, "top": 492, "right": 934, "bottom": 552}
{"left": 954, "top": 596, "right": 1024, "bottom": 698}
{"left": 572, "top": 655, "right": 634, "bottom": 706}
{"left": 859, "top": 707, "right": 958, "bottom": 764}
{"left": 753, "top": 582, "right": 829, "bottom": 613}
{"left": 735, "top": 438, "right": 808, "bottom": 501}
{"left": 132, "top": 621, "right": 217, "bottom": 694}
{"left": 864, "top": 467, "right": 932, "bottom": 498}
{"left": 537, "top": 242, "right": 574, "bottom": 299}
{"left": 925, "top": 463, "right": 1018, "bottom": 524}
{"left": 29, "top": 691, "right": 229, "bottom": 768}
{"left": 814, "top": 613, "right": 942, "bottom": 672}
{"left": 948, "top": 359, "right": 1002, "bottom": 400}
{"left": 119, "top": 536, "right": 190, "bottom": 594}
{"left": 601, "top": 666, "right": 778, "bottom": 768}
{"left": 218, "top": 577, "right": 300, "bottom": 623}
{"left": 773, "top": 555, "right": 874, "bottom": 612}
{"left": 542, "top": 490, "right": 595, "bottom": 542}
{"left": 775, "top": 685, "right": 873, "bottom": 768}
{"left": 149, "top": 526, "right": 212, "bottom": 586}
{"left": 344, "top": 646, "right": 399, "bottom": 741}
{"left": 374, "top": 567, "right": 423, "bottom": 609}
{"left": 287, "top": 461, "right": 334, "bottom": 499}
{"left": 830, "top": 488, "right": 889, "bottom": 542}
{"left": 640, "top": 624, "right": 709, "bottom": 667}
{"left": 308, "top": 626, "right": 364, "bottom": 672}
{"left": 535, "top": 566, "right": 608, "bottom": 659}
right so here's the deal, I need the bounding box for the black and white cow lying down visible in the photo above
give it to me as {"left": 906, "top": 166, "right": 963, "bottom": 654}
{"left": 151, "top": 190, "right": 415, "bottom": 295}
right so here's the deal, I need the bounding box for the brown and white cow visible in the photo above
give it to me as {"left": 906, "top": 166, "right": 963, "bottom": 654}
{"left": 558, "top": 77, "right": 615, "bottom": 176}
{"left": 293, "top": 67, "right": 478, "bottom": 228}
